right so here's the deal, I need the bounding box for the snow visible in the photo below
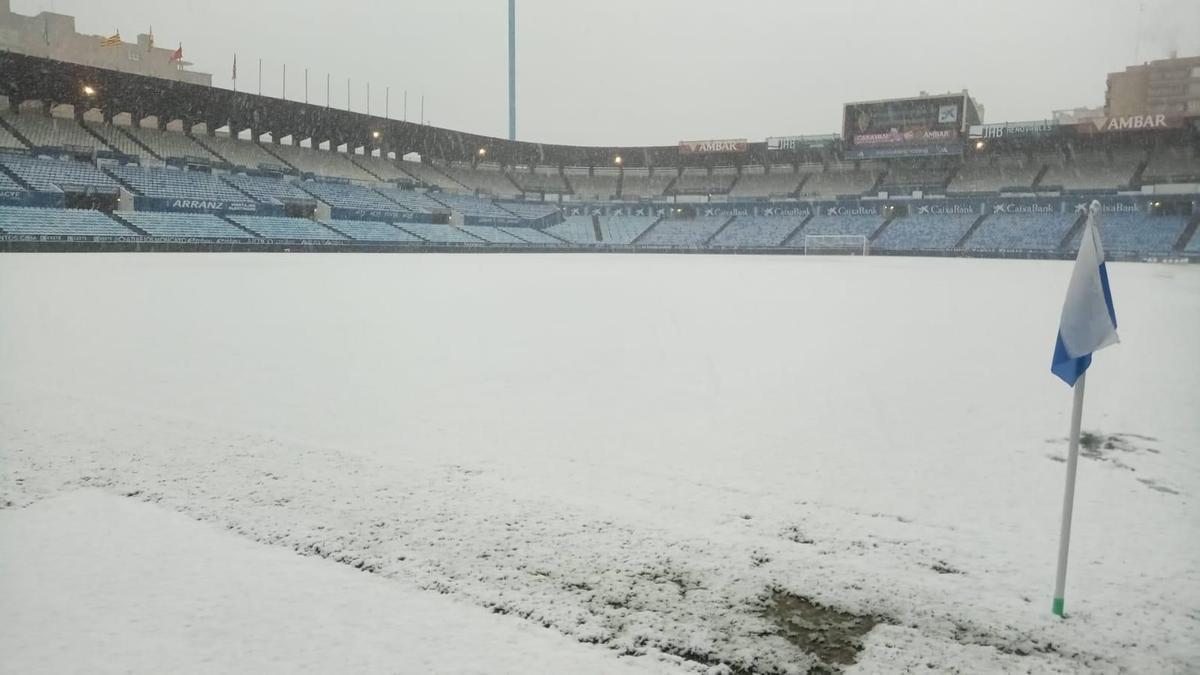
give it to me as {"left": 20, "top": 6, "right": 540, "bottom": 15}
{"left": 0, "top": 489, "right": 669, "bottom": 674}
{"left": 1, "top": 253, "right": 1198, "bottom": 673}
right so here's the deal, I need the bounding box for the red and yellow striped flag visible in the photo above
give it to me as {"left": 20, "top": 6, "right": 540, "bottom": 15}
{"left": 100, "top": 33, "right": 121, "bottom": 47}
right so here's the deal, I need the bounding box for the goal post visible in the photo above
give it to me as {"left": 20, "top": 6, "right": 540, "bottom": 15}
{"left": 803, "top": 234, "right": 869, "bottom": 256}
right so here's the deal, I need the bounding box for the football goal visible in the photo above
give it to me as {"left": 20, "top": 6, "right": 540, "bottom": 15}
{"left": 803, "top": 234, "right": 869, "bottom": 256}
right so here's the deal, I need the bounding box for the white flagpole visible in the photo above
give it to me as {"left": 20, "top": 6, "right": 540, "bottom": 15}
{"left": 1053, "top": 370, "right": 1087, "bottom": 617}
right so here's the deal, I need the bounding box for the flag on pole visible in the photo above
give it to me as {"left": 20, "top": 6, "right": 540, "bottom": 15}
{"left": 1051, "top": 200, "right": 1119, "bottom": 386}
{"left": 100, "top": 33, "right": 122, "bottom": 47}
{"left": 169, "top": 44, "right": 183, "bottom": 63}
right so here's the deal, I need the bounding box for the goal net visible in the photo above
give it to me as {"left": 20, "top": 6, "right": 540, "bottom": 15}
{"left": 803, "top": 234, "right": 869, "bottom": 256}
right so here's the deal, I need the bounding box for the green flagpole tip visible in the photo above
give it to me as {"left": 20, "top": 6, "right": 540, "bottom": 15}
{"left": 1052, "top": 597, "right": 1065, "bottom": 617}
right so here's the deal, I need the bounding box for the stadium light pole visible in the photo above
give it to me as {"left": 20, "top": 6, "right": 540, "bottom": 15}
{"left": 305, "top": 68, "right": 308, "bottom": 104}
{"left": 508, "top": 0, "right": 516, "bottom": 141}
{"left": 282, "top": 63, "right": 286, "bottom": 100}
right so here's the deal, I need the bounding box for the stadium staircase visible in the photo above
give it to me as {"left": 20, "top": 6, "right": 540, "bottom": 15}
{"left": 1173, "top": 214, "right": 1200, "bottom": 252}
{"left": 592, "top": 214, "right": 603, "bottom": 242}
{"left": 615, "top": 171, "right": 624, "bottom": 199}
{"left": 428, "top": 164, "right": 470, "bottom": 191}
{"left": 104, "top": 169, "right": 143, "bottom": 195}
{"left": 1030, "top": 164, "right": 1050, "bottom": 190}
{"left": 257, "top": 143, "right": 300, "bottom": 173}
{"left": 868, "top": 215, "right": 897, "bottom": 244}
{"left": 1057, "top": 211, "right": 1090, "bottom": 251}
{"left": 190, "top": 136, "right": 233, "bottom": 165}
{"left": 662, "top": 175, "right": 679, "bottom": 196}
{"left": 792, "top": 174, "right": 811, "bottom": 197}
{"left": 349, "top": 157, "right": 386, "bottom": 182}
{"left": 505, "top": 172, "right": 524, "bottom": 195}
{"left": 0, "top": 163, "right": 32, "bottom": 190}
{"left": 560, "top": 173, "right": 575, "bottom": 196}
{"left": 78, "top": 122, "right": 126, "bottom": 156}
{"left": 726, "top": 174, "right": 742, "bottom": 195}
{"left": 629, "top": 215, "right": 665, "bottom": 245}
{"left": 869, "top": 171, "right": 887, "bottom": 194}
{"left": 220, "top": 215, "right": 263, "bottom": 238}
{"left": 0, "top": 115, "right": 32, "bottom": 148}
{"left": 115, "top": 127, "right": 162, "bottom": 160}
{"left": 703, "top": 216, "right": 738, "bottom": 246}
{"left": 107, "top": 212, "right": 151, "bottom": 236}
{"left": 952, "top": 213, "right": 990, "bottom": 250}
{"left": 1129, "top": 158, "right": 1149, "bottom": 188}
{"left": 780, "top": 213, "right": 814, "bottom": 245}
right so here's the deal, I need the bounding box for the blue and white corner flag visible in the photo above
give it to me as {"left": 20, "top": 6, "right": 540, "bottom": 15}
{"left": 1051, "top": 201, "right": 1119, "bottom": 386}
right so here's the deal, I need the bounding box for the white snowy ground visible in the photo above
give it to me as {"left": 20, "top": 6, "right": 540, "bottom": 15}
{"left": 0, "top": 253, "right": 1197, "bottom": 674}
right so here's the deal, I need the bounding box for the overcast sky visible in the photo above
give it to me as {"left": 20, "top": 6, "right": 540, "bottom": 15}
{"left": 13, "top": 0, "right": 1200, "bottom": 146}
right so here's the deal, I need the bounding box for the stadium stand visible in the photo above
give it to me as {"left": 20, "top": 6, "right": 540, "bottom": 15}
{"left": 374, "top": 186, "right": 447, "bottom": 213}
{"left": 0, "top": 115, "right": 26, "bottom": 149}
{"left": 496, "top": 201, "right": 560, "bottom": 220}
{"left": 545, "top": 216, "right": 595, "bottom": 244}
{"left": 879, "top": 162, "right": 953, "bottom": 194}
{"left": 222, "top": 173, "right": 314, "bottom": 204}
{"left": 600, "top": 215, "right": 657, "bottom": 244}
{"left": 620, "top": 168, "right": 675, "bottom": 199}
{"left": 124, "top": 126, "right": 219, "bottom": 162}
{"left": 964, "top": 211, "right": 1080, "bottom": 251}
{"left": 351, "top": 154, "right": 412, "bottom": 182}
{"left": 0, "top": 169, "right": 23, "bottom": 191}
{"left": 321, "top": 219, "right": 421, "bottom": 242}
{"left": 671, "top": 167, "right": 734, "bottom": 195}
{"left": 949, "top": 153, "right": 1041, "bottom": 193}
{"left": 1142, "top": 145, "right": 1200, "bottom": 184}
{"left": 1185, "top": 229, "right": 1200, "bottom": 253}
{"left": 1078, "top": 212, "right": 1189, "bottom": 253}
{"left": 228, "top": 215, "right": 346, "bottom": 240}
{"left": 458, "top": 225, "right": 529, "bottom": 243}
{"left": 118, "top": 211, "right": 255, "bottom": 239}
{"left": 709, "top": 216, "right": 803, "bottom": 247}
{"left": 6, "top": 114, "right": 103, "bottom": 150}
{"left": 510, "top": 167, "right": 569, "bottom": 194}
{"left": 798, "top": 162, "right": 878, "bottom": 198}
{"left": 728, "top": 165, "right": 803, "bottom": 198}
{"left": 637, "top": 216, "right": 728, "bottom": 246}
{"left": 873, "top": 213, "right": 979, "bottom": 251}
{"left": 497, "top": 226, "right": 564, "bottom": 245}
{"left": 1039, "top": 148, "right": 1139, "bottom": 191}
{"left": 82, "top": 122, "right": 152, "bottom": 161}
{"left": 299, "top": 180, "right": 407, "bottom": 214}
{"left": 107, "top": 165, "right": 247, "bottom": 201}
{"left": 268, "top": 144, "right": 376, "bottom": 182}
{"left": 565, "top": 167, "right": 619, "bottom": 201}
{"left": 0, "top": 205, "right": 134, "bottom": 236}
{"left": 195, "top": 134, "right": 288, "bottom": 170}
{"left": 395, "top": 160, "right": 463, "bottom": 190}
{"left": 438, "top": 162, "right": 521, "bottom": 198}
{"left": 0, "top": 155, "right": 119, "bottom": 192}
{"left": 399, "top": 222, "right": 485, "bottom": 244}
{"left": 427, "top": 191, "right": 516, "bottom": 219}
{"left": 788, "top": 215, "right": 882, "bottom": 245}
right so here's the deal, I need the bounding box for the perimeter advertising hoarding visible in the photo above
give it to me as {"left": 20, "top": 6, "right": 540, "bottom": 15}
{"left": 969, "top": 120, "right": 1058, "bottom": 139}
{"left": 765, "top": 135, "right": 840, "bottom": 151}
{"left": 678, "top": 139, "right": 748, "bottom": 155}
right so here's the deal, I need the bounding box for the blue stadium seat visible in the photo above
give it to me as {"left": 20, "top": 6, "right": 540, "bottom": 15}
{"left": 964, "top": 212, "right": 1079, "bottom": 251}
{"left": 120, "top": 211, "right": 256, "bottom": 239}
{"left": 299, "top": 180, "right": 407, "bottom": 214}
{"left": 322, "top": 220, "right": 421, "bottom": 242}
{"left": 636, "top": 216, "right": 728, "bottom": 246}
{"left": 1068, "top": 213, "right": 1188, "bottom": 254}
{"left": 399, "top": 223, "right": 486, "bottom": 244}
{"left": 107, "top": 165, "right": 246, "bottom": 201}
{"left": 786, "top": 215, "right": 881, "bottom": 246}
{"left": 229, "top": 215, "right": 346, "bottom": 240}
{"left": 0, "top": 155, "right": 119, "bottom": 192}
{"left": 458, "top": 225, "right": 528, "bottom": 243}
{"left": 0, "top": 206, "right": 135, "bottom": 236}
{"left": 873, "top": 214, "right": 979, "bottom": 251}
{"left": 496, "top": 226, "right": 564, "bottom": 245}
{"left": 709, "top": 217, "right": 802, "bottom": 247}
{"left": 223, "top": 174, "right": 314, "bottom": 204}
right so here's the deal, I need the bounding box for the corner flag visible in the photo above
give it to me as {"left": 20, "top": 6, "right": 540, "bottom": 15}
{"left": 1049, "top": 199, "right": 1118, "bottom": 618}
{"left": 1051, "top": 201, "right": 1118, "bottom": 386}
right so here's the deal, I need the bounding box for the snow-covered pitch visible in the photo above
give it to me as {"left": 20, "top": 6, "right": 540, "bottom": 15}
{"left": 1, "top": 253, "right": 1197, "bottom": 674}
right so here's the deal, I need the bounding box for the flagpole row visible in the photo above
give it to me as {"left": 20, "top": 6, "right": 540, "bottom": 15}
{"left": 1053, "top": 370, "right": 1087, "bottom": 617}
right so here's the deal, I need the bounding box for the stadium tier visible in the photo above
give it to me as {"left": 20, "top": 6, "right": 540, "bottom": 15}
{"left": 1038, "top": 149, "right": 1139, "bottom": 192}
{"left": 350, "top": 155, "right": 412, "bottom": 182}
{"left": 510, "top": 168, "right": 569, "bottom": 194}
{"left": 880, "top": 162, "right": 954, "bottom": 193}
{"left": 728, "top": 166, "right": 803, "bottom": 198}
{"left": 496, "top": 201, "right": 560, "bottom": 220}
{"left": 374, "top": 186, "right": 447, "bottom": 213}
{"left": 394, "top": 160, "right": 463, "bottom": 190}
{"left": 0, "top": 155, "right": 119, "bottom": 192}
{"left": 321, "top": 219, "right": 422, "bottom": 242}
{"left": 457, "top": 225, "right": 528, "bottom": 243}
{"left": 565, "top": 168, "right": 619, "bottom": 201}
{"left": 497, "top": 225, "right": 564, "bottom": 245}
{"left": 426, "top": 191, "right": 517, "bottom": 219}
{"left": 83, "top": 122, "right": 151, "bottom": 161}
{"left": 709, "top": 216, "right": 805, "bottom": 247}
{"left": 544, "top": 216, "right": 595, "bottom": 244}
{"left": 544, "top": 214, "right": 657, "bottom": 244}
{"left": 798, "top": 163, "right": 879, "bottom": 198}
{"left": 118, "top": 211, "right": 255, "bottom": 239}
{"left": 949, "top": 154, "right": 1041, "bottom": 193}
{"left": 0, "top": 170, "right": 22, "bottom": 191}
{"left": 229, "top": 215, "right": 346, "bottom": 240}
{"left": 5, "top": 113, "right": 103, "bottom": 150}
{"left": 873, "top": 213, "right": 980, "bottom": 251}
{"left": 964, "top": 211, "right": 1080, "bottom": 251}
{"left": 790, "top": 214, "right": 883, "bottom": 245}
{"left": 397, "top": 222, "right": 485, "bottom": 243}
{"left": 1073, "top": 212, "right": 1189, "bottom": 253}
{"left": 437, "top": 162, "right": 521, "bottom": 198}
{"left": 124, "top": 126, "right": 219, "bottom": 162}
{"left": 222, "top": 173, "right": 314, "bottom": 204}
{"left": 637, "top": 215, "right": 729, "bottom": 246}
{"left": 671, "top": 167, "right": 735, "bottom": 195}
{"left": 0, "top": 205, "right": 134, "bottom": 236}
{"left": 194, "top": 134, "right": 286, "bottom": 170}
{"left": 298, "top": 180, "right": 407, "bottom": 213}
{"left": 620, "top": 168, "right": 676, "bottom": 199}
{"left": 108, "top": 165, "right": 247, "bottom": 201}
{"left": 0, "top": 115, "right": 26, "bottom": 149}
{"left": 268, "top": 144, "right": 376, "bottom": 182}
{"left": 1143, "top": 146, "right": 1200, "bottom": 184}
